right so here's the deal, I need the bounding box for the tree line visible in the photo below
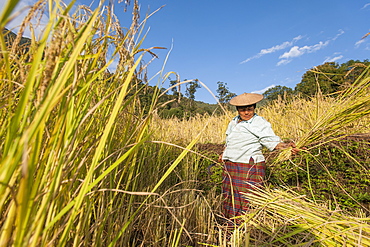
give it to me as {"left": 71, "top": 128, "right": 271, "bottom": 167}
{"left": 263, "top": 60, "right": 370, "bottom": 102}
{"left": 155, "top": 79, "right": 237, "bottom": 119}
{"left": 158, "top": 59, "right": 369, "bottom": 118}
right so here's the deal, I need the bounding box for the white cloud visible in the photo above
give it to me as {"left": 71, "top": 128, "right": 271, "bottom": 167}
{"left": 332, "top": 29, "right": 345, "bottom": 40}
{"left": 277, "top": 59, "right": 291, "bottom": 66}
{"left": 242, "top": 30, "right": 344, "bottom": 67}
{"left": 279, "top": 46, "right": 303, "bottom": 59}
{"left": 323, "top": 55, "right": 343, "bottom": 63}
{"left": 251, "top": 84, "right": 276, "bottom": 94}
{"left": 355, "top": 39, "right": 365, "bottom": 47}
{"left": 361, "top": 3, "right": 370, "bottom": 9}
{"left": 260, "top": 35, "right": 302, "bottom": 55}
{"left": 279, "top": 41, "right": 329, "bottom": 60}
{"left": 276, "top": 30, "right": 344, "bottom": 66}
{"left": 240, "top": 35, "right": 302, "bottom": 64}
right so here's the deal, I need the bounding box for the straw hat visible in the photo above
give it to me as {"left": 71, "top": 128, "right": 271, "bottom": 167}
{"left": 229, "top": 93, "right": 264, "bottom": 106}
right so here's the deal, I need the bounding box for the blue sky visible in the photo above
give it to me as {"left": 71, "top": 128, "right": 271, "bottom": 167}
{"left": 2, "top": 0, "right": 370, "bottom": 103}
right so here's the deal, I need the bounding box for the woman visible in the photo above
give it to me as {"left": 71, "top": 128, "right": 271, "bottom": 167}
{"left": 219, "top": 93, "right": 299, "bottom": 219}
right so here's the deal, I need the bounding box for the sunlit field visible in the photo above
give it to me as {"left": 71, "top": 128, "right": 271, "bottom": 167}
{"left": 0, "top": 0, "right": 369, "bottom": 246}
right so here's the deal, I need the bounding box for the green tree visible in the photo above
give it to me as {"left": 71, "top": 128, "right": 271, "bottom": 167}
{"left": 169, "top": 77, "right": 180, "bottom": 96}
{"left": 216, "top": 81, "right": 236, "bottom": 105}
{"left": 340, "top": 59, "right": 370, "bottom": 88}
{"left": 295, "top": 62, "right": 345, "bottom": 97}
{"left": 185, "top": 79, "right": 200, "bottom": 114}
{"left": 185, "top": 79, "right": 200, "bottom": 101}
{"left": 263, "top": 85, "right": 294, "bottom": 102}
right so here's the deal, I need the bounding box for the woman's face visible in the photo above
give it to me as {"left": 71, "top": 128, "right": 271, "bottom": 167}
{"left": 237, "top": 105, "right": 255, "bottom": 121}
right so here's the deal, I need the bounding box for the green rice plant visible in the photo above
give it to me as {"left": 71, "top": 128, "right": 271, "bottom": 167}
{"left": 0, "top": 0, "right": 178, "bottom": 246}
{"left": 0, "top": 1, "right": 227, "bottom": 246}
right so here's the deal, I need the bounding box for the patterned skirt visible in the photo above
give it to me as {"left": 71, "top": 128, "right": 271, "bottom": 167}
{"left": 222, "top": 158, "right": 266, "bottom": 219}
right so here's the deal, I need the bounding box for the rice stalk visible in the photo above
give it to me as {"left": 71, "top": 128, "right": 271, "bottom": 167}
{"left": 269, "top": 65, "right": 370, "bottom": 163}
{"left": 240, "top": 187, "right": 370, "bottom": 246}
{"left": 0, "top": 0, "right": 168, "bottom": 245}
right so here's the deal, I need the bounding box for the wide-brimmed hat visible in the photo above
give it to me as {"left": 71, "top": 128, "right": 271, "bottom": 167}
{"left": 229, "top": 93, "right": 264, "bottom": 106}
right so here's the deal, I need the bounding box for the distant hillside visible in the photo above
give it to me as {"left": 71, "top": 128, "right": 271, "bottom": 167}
{"left": 2, "top": 28, "right": 31, "bottom": 52}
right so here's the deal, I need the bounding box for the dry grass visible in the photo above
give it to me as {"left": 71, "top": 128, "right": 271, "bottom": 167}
{"left": 151, "top": 94, "right": 370, "bottom": 148}
{"left": 151, "top": 112, "right": 231, "bottom": 145}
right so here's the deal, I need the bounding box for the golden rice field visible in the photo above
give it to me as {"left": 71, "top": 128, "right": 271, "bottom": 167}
{"left": 152, "top": 96, "right": 370, "bottom": 147}
{"left": 0, "top": 0, "right": 369, "bottom": 246}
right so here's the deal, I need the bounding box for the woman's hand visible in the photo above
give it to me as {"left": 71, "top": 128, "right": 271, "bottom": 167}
{"left": 218, "top": 153, "right": 224, "bottom": 163}
{"left": 290, "top": 144, "right": 301, "bottom": 155}
{"left": 275, "top": 142, "right": 303, "bottom": 155}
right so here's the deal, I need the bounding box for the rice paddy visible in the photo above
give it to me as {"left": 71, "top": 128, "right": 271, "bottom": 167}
{"left": 0, "top": 0, "right": 369, "bottom": 246}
